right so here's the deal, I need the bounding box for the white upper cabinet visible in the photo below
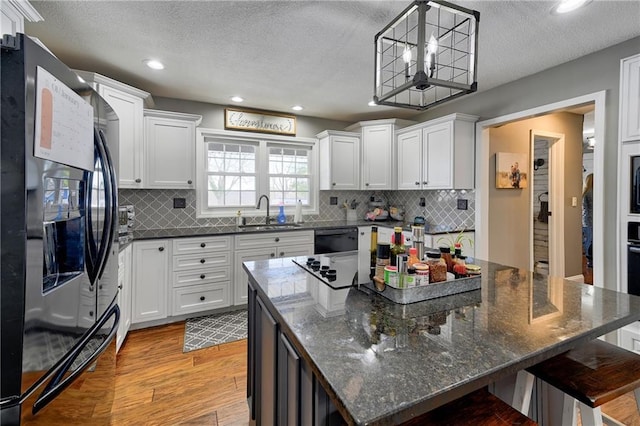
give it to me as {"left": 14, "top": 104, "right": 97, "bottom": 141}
{"left": 317, "top": 130, "right": 360, "bottom": 190}
{"left": 1, "top": 0, "right": 42, "bottom": 37}
{"left": 75, "top": 71, "right": 152, "bottom": 189}
{"left": 396, "top": 113, "right": 478, "bottom": 190}
{"left": 347, "top": 119, "right": 413, "bottom": 190}
{"left": 144, "top": 109, "right": 202, "bottom": 189}
{"left": 620, "top": 54, "right": 640, "bottom": 142}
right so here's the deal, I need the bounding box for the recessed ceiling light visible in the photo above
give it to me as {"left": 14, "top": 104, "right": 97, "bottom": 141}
{"left": 551, "top": 0, "right": 591, "bottom": 14}
{"left": 292, "top": 105, "right": 303, "bottom": 111}
{"left": 368, "top": 101, "right": 377, "bottom": 107}
{"left": 143, "top": 59, "right": 165, "bottom": 70}
{"left": 231, "top": 96, "right": 244, "bottom": 103}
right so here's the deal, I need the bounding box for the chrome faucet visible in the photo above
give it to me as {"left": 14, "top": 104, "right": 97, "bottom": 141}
{"left": 256, "top": 194, "right": 270, "bottom": 225}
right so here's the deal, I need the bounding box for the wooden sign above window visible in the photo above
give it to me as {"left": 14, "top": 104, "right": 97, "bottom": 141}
{"left": 224, "top": 108, "right": 296, "bottom": 136}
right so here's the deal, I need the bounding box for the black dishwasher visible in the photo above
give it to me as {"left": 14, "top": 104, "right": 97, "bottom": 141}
{"left": 314, "top": 227, "right": 358, "bottom": 254}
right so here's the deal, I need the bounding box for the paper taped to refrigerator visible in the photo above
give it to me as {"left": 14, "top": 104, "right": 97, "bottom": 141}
{"left": 34, "top": 66, "right": 94, "bottom": 171}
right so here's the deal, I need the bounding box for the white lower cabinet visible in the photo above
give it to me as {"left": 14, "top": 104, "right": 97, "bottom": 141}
{"left": 131, "top": 240, "right": 169, "bottom": 324}
{"left": 116, "top": 244, "right": 132, "bottom": 353}
{"left": 234, "top": 231, "right": 314, "bottom": 305}
{"left": 170, "top": 235, "right": 232, "bottom": 316}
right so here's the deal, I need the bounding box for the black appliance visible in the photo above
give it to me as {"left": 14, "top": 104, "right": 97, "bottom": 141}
{"left": 632, "top": 156, "right": 640, "bottom": 214}
{"left": 314, "top": 227, "right": 358, "bottom": 254}
{"left": 1, "top": 34, "right": 120, "bottom": 424}
{"left": 629, "top": 222, "right": 640, "bottom": 297}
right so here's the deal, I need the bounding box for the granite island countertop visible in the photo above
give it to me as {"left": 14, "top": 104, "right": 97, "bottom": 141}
{"left": 244, "top": 256, "right": 640, "bottom": 425}
{"left": 132, "top": 220, "right": 474, "bottom": 240}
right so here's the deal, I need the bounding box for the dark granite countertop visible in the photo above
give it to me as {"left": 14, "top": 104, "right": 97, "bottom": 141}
{"left": 132, "top": 221, "right": 474, "bottom": 240}
{"left": 244, "top": 257, "right": 640, "bottom": 425}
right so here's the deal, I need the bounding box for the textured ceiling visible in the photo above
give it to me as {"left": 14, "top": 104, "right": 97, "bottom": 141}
{"left": 25, "top": 1, "right": 640, "bottom": 122}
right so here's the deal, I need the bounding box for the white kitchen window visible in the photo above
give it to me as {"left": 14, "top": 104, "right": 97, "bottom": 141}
{"left": 196, "top": 129, "right": 318, "bottom": 218}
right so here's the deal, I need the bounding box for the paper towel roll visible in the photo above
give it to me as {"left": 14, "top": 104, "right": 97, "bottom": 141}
{"left": 294, "top": 200, "right": 303, "bottom": 223}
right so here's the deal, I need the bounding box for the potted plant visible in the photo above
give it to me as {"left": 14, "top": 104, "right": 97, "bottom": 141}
{"left": 436, "top": 231, "right": 474, "bottom": 254}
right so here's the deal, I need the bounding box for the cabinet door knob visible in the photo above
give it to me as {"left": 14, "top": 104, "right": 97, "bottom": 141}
{"left": 270, "top": 253, "right": 275, "bottom": 258}
{"left": 158, "top": 246, "right": 164, "bottom": 252}
{"left": 275, "top": 237, "right": 280, "bottom": 242}
{"left": 200, "top": 296, "right": 205, "bottom": 301}
{"left": 135, "top": 178, "right": 141, "bottom": 183}
{"left": 200, "top": 258, "right": 205, "bottom": 264}
{"left": 188, "top": 180, "right": 193, "bottom": 184}
{"left": 280, "top": 251, "right": 285, "bottom": 257}
{"left": 200, "top": 274, "right": 205, "bottom": 279}
{"left": 423, "top": 181, "right": 428, "bottom": 185}
{"left": 415, "top": 181, "right": 420, "bottom": 185}
{"left": 332, "top": 182, "right": 336, "bottom": 186}
{"left": 360, "top": 232, "right": 364, "bottom": 235}
{"left": 365, "top": 183, "right": 370, "bottom": 186}
{"left": 118, "top": 285, "right": 123, "bottom": 290}
{"left": 200, "top": 242, "right": 206, "bottom": 248}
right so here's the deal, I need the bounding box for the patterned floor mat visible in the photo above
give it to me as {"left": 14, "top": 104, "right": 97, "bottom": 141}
{"left": 183, "top": 309, "right": 248, "bottom": 352}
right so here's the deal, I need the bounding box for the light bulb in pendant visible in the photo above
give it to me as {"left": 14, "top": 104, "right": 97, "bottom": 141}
{"left": 425, "top": 34, "right": 438, "bottom": 75}
{"left": 402, "top": 44, "right": 412, "bottom": 64}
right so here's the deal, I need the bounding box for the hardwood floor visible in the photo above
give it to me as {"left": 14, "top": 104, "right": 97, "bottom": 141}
{"left": 111, "top": 322, "right": 249, "bottom": 426}
{"left": 22, "top": 321, "right": 640, "bottom": 425}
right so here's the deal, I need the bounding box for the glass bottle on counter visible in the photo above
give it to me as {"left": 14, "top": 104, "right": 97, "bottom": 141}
{"left": 439, "top": 246, "right": 454, "bottom": 273}
{"left": 390, "top": 227, "right": 406, "bottom": 267}
{"left": 369, "top": 226, "right": 378, "bottom": 279}
{"left": 407, "top": 247, "right": 420, "bottom": 268}
{"left": 453, "top": 255, "right": 468, "bottom": 278}
{"left": 426, "top": 251, "right": 447, "bottom": 283}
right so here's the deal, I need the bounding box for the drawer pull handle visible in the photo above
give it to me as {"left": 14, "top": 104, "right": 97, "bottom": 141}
{"left": 200, "top": 274, "right": 205, "bottom": 279}
{"left": 280, "top": 251, "right": 285, "bottom": 257}
{"left": 200, "top": 258, "right": 205, "bottom": 264}
{"left": 158, "top": 247, "right": 164, "bottom": 252}
{"left": 200, "top": 242, "right": 206, "bottom": 248}
{"left": 200, "top": 296, "right": 205, "bottom": 301}
{"left": 270, "top": 253, "right": 275, "bottom": 258}
{"left": 275, "top": 237, "right": 280, "bottom": 242}
{"left": 135, "top": 178, "right": 141, "bottom": 183}
{"left": 415, "top": 181, "right": 420, "bottom": 185}
{"left": 188, "top": 180, "right": 193, "bottom": 184}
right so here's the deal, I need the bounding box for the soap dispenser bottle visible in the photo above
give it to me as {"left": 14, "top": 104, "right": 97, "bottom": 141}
{"left": 277, "top": 204, "right": 286, "bottom": 224}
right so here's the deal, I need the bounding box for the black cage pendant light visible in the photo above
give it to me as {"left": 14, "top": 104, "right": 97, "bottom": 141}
{"left": 373, "top": 0, "right": 480, "bottom": 110}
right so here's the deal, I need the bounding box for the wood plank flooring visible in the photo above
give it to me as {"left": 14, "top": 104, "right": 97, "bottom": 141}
{"left": 20, "top": 321, "right": 640, "bottom": 425}
{"left": 111, "top": 322, "right": 249, "bottom": 426}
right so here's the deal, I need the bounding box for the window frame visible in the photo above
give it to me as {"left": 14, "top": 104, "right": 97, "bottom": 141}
{"left": 196, "top": 128, "right": 319, "bottom": 219}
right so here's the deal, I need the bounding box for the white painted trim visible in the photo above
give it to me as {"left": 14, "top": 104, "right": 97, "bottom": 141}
{"left": 8, "top": 0, "right": 42, "bottom": 22}
{"left": 475, "top": 91, "right": 606, "bottom": 286}
{"left": 143, "top": 109, "right": 203, "bottom": 126}
{"left": 530, "top": 130, "right": 565, "bottom": 278}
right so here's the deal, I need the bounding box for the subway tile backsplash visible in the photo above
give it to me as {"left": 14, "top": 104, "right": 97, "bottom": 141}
{"left": 120, "top": 189, "right": 475, "bottom": 231}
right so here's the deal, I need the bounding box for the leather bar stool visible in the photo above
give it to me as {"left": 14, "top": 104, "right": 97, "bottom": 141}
{"left": 402, "top": 387, "right": 537, "bottom": 425}
{"left": 513, "top": 339, "right": 640, "bottom": 426}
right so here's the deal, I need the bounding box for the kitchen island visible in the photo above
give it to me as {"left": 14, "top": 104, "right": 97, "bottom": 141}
{"left": 244, "top": 253, "right": 640, "bottom": 425}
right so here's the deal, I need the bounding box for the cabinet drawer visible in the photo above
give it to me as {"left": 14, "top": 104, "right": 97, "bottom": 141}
{"left": 172, "top": 282, "right": 230, "bottom": 315}
{"left": 235, "top": 230, "right": 314, "bottom": 250}
{"left": 172, "top": 236, "right": 232, "bottom": 254}
{"left": 172, "top": 267, "right": 231, "bottom": 288}
{"left": 173, "top": 252, "right": 230, "bottom": 271}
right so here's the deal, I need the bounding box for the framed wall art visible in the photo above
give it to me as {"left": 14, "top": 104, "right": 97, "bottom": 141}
{"left": 496, "top": 152, "right": 528, "bottom": 189}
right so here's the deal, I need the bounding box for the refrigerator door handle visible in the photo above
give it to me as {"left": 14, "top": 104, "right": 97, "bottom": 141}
{"left": 91, "top": 128, "right": 114, "bottom": 281}
{"left": 31, "top": 301, "right": 120, "bottom": 415}
{"left": 96, "top": 129, "right": 117, "bottom": 279}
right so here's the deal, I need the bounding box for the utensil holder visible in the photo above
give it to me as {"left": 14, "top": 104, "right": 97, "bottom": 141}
{"left": 346, "top": 209, "right": 358, "bottom": 222}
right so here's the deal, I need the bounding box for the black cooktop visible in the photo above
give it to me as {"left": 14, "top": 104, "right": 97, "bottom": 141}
{"left": 291, "top": 251, "right": 362, "bottom": 290}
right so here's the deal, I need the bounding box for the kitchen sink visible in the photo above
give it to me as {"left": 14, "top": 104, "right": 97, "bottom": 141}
{"left": 238, "top": 224, "right": 302, "bottom": 231}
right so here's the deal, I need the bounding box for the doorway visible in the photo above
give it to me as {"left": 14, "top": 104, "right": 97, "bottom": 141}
{"left": 530, "top": 130, "right": 564, "bottom": 278}
{"left": 475, "top": 91, "right": 605, "bottom": 286}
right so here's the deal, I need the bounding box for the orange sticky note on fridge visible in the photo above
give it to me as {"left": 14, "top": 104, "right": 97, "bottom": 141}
{"left": 39, "top": 87, "right": 53, "bottom": 149}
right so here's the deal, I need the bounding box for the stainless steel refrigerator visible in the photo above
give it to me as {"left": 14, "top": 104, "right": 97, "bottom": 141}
{"left": 1, "top": 33, "right": 120, "bottom": 425}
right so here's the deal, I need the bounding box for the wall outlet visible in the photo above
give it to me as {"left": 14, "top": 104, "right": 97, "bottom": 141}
{"left": 330, "top": 196, "right": 338, "bottom": 205}
{"left": 457, "top": 199, "right": 468, "bottom": 210}
{"left": 173, "top": 198, "right": 186, "bottom": 209}
{"left": 419, "top": 197, "right": 426, "bottom": 207}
